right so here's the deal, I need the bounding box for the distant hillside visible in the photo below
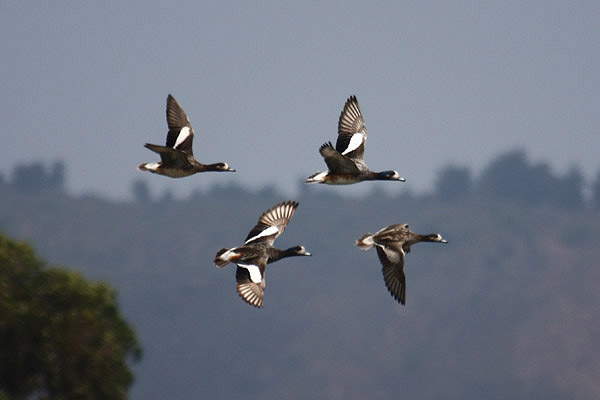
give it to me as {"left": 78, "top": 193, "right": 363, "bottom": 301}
{"left": 1, "top": 172, "right": 599, "bottom": 399}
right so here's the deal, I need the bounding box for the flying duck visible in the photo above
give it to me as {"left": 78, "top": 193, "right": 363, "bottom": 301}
{"left": 138, "top": 94, "right": 235, "bottom": 177}
{"left": 214, "top": 201, "right": 311, "bottom": 308}
{"left": 306, "top": 95, "right": 406, "bottom": 184}
{"left": 355, "top": 223, "right": 447, "bottom": 305}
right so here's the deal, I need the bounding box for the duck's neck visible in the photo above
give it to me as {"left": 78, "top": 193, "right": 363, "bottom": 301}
{"left": 366, "top": 170, "right": 401, "bottom": 181}
{"left": 404, "top": 234, "right": 440, "bottom": 253}
{"left": 412, "top": 233, "right": 443, "bottom": 243}
{"left": 267, "top": 247, "right": 300, "bottom": 264}
{"left": 200, "top": 163, "right": 222, "bottom": 171}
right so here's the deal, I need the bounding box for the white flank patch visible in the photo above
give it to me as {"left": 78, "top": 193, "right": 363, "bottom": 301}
{"left": 218, "top": 248, "right": 238, "bottom": 261}
{"left": 144, "top": 162, "right": 160, "bottom": 171}
{"left": 380, "top": 246, "right": 401, "bottom": 264}
{"left": 245, "top": 225, "right": 279, "bottom": 244}
{"left": 238, "top": 264, "right": 262, "bottom": 283}
{"left": 341, "top": 133, "right": 364, "bottom": 155}
{"left": 174, "top": 126, "right": 191, "bottom": 149}
{"left": 306, "top": 171, "right": 328, "bottom": 183}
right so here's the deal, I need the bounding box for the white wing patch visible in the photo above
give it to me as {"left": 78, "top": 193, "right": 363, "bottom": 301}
{"left": 341, "top": 133, "right": 364, "bottom": 155}
{"left": 245, "top": 225, "right": 279, "bottom": 244}
{"left": 238, "top": 264, "right": 262, "bottom": 283}
{"left": 380, "top": 246, "right": 401, "bottom": 264}
{"left": 174, "top": 126, "right": 191, "bottom": 149}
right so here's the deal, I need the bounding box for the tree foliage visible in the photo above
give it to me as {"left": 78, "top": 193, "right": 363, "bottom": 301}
{"left": 0, "top": 234, "right": 141, "bottom": 399}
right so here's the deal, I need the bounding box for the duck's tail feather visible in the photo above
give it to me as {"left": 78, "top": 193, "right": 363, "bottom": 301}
{"left": 137, "top": 162, "right": 159, "bottom": 172}
{"left": 305, "top": 171, "right": 327, "bottom": 184}
{"left": 355, "top": 233, "right": 375, "bottom": 250}
{"left": 214, "top": 248, "right": 232, "bottom": 267}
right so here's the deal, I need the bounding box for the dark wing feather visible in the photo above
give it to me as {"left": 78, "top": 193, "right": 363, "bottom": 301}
{"left": 245, "top": 201, "right": 299, "bottom": 245}
{"left": 165, "top": 94, "right": 195, "bottom": 155}
{"left": 375, "top": 245, "right": 406, "bottom": 305}
{"left": 143, "top": 143, "right": 193, "bottom": 169}
{"left": 236, "top": 266, "right": 266, "bottom": 308}
{"left": 319, "top": 142, "right": 361, "bottom": 174}
{"left": 336, "top": 95, "right": 367, "bottom": 161}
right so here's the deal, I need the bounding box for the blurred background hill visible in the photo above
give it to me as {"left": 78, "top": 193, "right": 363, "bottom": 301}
{"left": 1, "top": 150, "right": 599, "bottom": 399}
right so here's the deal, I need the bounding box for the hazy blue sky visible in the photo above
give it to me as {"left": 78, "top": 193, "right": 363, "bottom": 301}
{"left": 2, "top": 1, "right": 599, "bottom": 199}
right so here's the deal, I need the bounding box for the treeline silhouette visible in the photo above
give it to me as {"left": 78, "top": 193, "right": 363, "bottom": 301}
{"left": 435, "top": 149, "right": 589, "bottom": 209}
{"left": 5, "top": 149, "right": 598, "bottom": 209}
{"left": 1, "top": 160, "right": 66, "bottom": 194}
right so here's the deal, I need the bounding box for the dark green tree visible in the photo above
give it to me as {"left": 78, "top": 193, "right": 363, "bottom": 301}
{"left": 0, "top": 234, "right": 141, "bottom": 399}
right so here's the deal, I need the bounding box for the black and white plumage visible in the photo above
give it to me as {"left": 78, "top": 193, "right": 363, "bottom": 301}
{"left": 214, "top": 201, "right": 311, "bottom": 308}
{"left": 355, "top": 223, "right": 447, "bottom": 305}
{"left": 138, "top": 94, "right": 235, "bottom": 177}
{"left": 306, "top": 95, "right": 406, "bottom": 185}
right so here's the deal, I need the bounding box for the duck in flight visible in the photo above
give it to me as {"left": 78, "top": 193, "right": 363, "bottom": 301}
{"left": 214, "top": 201, "right": 311, "bottom": 308}
{"left": 355, "top": 223, "right": 447, "bottom": 305}
{"left": 138, "top": 94, "right": 235, "bottom": 177}
{"left": 306, "top": 95, "right": 405, "bottom": 185}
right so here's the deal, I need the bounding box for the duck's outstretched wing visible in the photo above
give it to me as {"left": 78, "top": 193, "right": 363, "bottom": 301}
{"left": 336, "top": 95, "right": 367, "bottom": 161}
{"left": 319, "top": 142, "right": 361, "bottom": 174}
{"left": 375, "top": 244, "right": 406, "bottom": 305}
{"left": 236, "top": 264, "right": 266, "bottom": 308}
{"left": 244, "top": 201, "right": 299, "bottom": 246}
{"left": 165, "top": 94, "right": 195, "bottom": 155}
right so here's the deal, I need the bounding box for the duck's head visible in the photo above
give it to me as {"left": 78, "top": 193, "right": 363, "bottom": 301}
{"left": 214, "top": 162, "right": 236, "bottom": 172}
{"left": 289, "top": 245, "right": 312, "bottom": 256}
{"left": 426, "top": 233, "right": 448, "bottom": 244}
{"left": 378, "top": 170, "right": 406, "bottom": 182}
